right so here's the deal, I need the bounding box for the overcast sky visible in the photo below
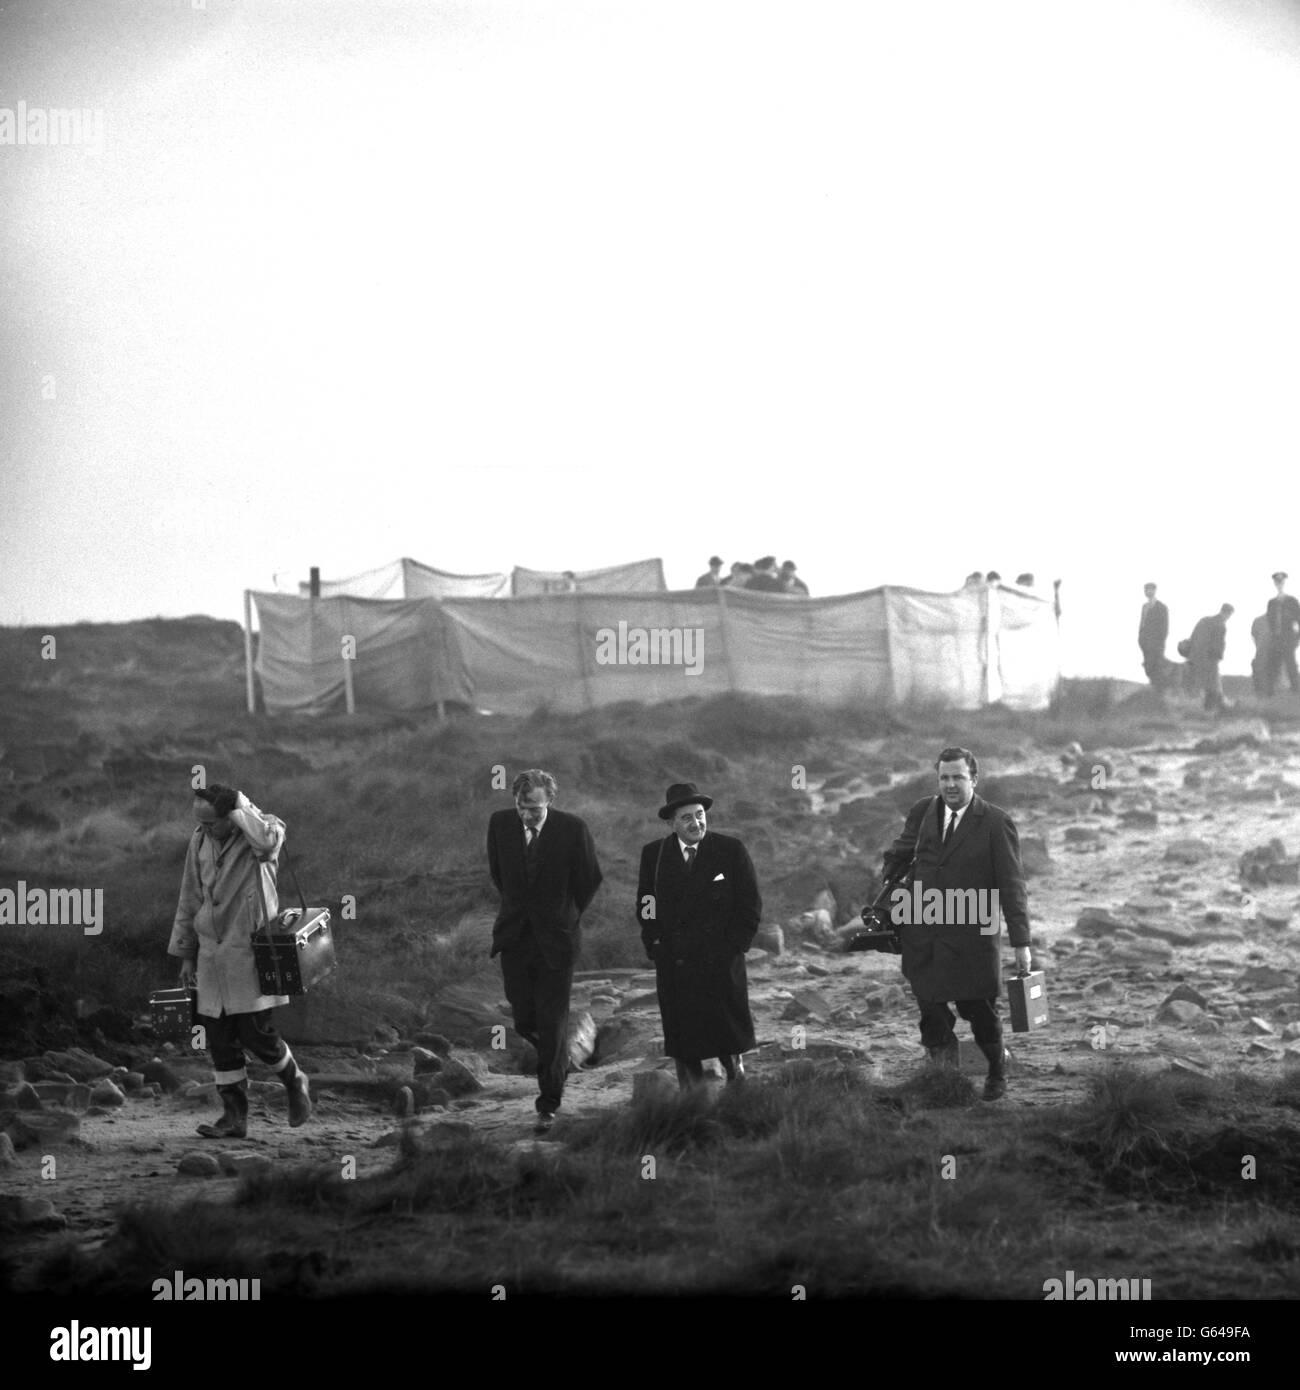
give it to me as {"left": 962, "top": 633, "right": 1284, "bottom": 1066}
{"left": 3, "top": 0, "right": 1298, "bottom": 676}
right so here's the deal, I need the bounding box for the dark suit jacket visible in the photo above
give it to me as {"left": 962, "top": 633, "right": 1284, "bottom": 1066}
{"left": 487, "top": 808, "right": 603, "bottom": 968}
{"left": 1267, "top": 594, "right": 1300, "bottom": 647}
{"left": 884, "top": 794, "right": 1030, "bottom": 1003}
{"left": 637, "top": 831, "right": 760, "bottom": 1057}
{"left": 1138, "top": 599, "right": 1168, "bottom": 654}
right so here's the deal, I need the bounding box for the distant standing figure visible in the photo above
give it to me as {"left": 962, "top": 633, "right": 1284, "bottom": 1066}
{"left": 1187, "top": 605, "right": 1234, "bottom": 713}
{"left": 745, "top": 556, "right": 785, "bottom": 592}
{"left": 963, "top": 572, "right": 985, "bottom": 588}
{"left": 1015, "top": 573, "right": 1035, "bottom": 588}
{"left": 1266, "top": 571, "right": 1300, "bottom": 695}
{"left": 1138, "top": 583, "right": 1170, "bottom": 689}
{"left": 779, "top": 560, "right": 809, "bottom": 596}
{"left": 1250, "top": 613, "right": 1273, "bottom": 697}
{"left": 487, "top": 769, "right": 603, "bottom": 1134}
{"left": 638, "top": 782, "right": 760, "bottom": 1087}
{"left": 719, "top": 561, "right": 752, "bottom": 588}
{"left": 695, "top": 556, "right": 724, "bottom": 588}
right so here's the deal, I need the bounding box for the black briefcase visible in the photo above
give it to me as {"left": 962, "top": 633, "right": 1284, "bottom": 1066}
{"left": 1007, "top": 970, "right": 1049, "bottom": 1032}
{"left": 150, "top": 986, "right": 197, "bottom": 1042}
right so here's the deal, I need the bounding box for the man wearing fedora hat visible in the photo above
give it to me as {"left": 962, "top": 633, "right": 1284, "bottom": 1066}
{"left": 637, "top": 782, "right": 761, "bottom": 1086}
{"left": 1266, "top": 572, "right": 1300, "bottom": 695}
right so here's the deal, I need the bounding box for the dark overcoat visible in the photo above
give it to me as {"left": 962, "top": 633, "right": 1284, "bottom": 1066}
{"left": 487, "top": 808, "right": 603, "bottom": 968}
{"left": 637, "top": 830, "right": 760, "bottom": 1059}
{"left": 883, "top": 794, "right": 1030, "bottom": 1002}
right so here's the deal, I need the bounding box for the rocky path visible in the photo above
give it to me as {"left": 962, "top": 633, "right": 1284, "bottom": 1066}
{"left": 4, "top": 720, "right": 1300, "bottom": 1286}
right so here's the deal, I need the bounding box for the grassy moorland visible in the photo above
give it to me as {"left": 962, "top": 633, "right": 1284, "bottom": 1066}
{"left": 3, "top": 617, "right": 1299, "bottom": 1318}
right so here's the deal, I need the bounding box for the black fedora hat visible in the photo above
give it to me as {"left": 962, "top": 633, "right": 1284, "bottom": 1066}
{"left": 658, "top": 782, "right": 713, "bottom": 820}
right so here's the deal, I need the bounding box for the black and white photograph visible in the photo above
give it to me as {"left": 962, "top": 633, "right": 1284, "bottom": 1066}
{"left": 2, "top": 0, "right": 1297, "bottom": 1366}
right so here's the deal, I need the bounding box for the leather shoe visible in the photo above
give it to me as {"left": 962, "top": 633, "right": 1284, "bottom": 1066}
{"left": 287, "top": 1073, "right": 312, "bottom": 1127}
{"left": 533, "top": 1111, "right": 555, "bottom": 1135}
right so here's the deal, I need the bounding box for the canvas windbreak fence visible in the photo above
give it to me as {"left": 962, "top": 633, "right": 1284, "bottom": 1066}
{"left": 250, "top": 584, "right": 1059, "bottom": 716}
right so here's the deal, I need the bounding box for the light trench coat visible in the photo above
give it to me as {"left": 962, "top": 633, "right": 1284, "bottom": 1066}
{"left": 167, "top": 795, "right": 290, "bottom": 1016}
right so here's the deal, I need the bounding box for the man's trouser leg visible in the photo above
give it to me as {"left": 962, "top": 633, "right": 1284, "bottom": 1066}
{"left": 674, "top": 1059, "right": 705, "bottom": 1087}
{"left": 956, "top": 997, "right": 1007, "bottom": 1099}
{"left": 197, "top": 1011, "right": 250, "bottom": 1138}
{"left": 1284, "top": 646, "right": 1300, "bottom": 693}
{"left": 229, "top": 1010, "right": 312, "bottom": 1127}
{"left": 918, "top": 1001, "right": 959, "bottom": 1066}
{"left": 501, "top": 932, "right": 573, "bottom": 1115}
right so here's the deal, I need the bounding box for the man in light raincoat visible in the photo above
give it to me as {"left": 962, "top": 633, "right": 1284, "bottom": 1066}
{"left": 168, "top": 782, "right": 311, "bottom": 1139}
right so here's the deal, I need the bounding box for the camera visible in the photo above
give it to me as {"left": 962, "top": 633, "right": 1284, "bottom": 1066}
{"left": 845, "top": 898, "right": 902, "bottom": 954}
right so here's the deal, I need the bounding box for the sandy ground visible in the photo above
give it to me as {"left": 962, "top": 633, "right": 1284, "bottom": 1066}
{"left": 4, "top": 720, "right": 1299, "bottom": 1286}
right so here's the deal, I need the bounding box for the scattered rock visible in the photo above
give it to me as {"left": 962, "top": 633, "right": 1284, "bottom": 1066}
{"left": 176, "top": 1151, "right": 221, "bottom": 1177}
{"left": 1157, "top": 999, "right": 1206, "bottom": 1026}
{"left": 394, "top": 1085, "right": 415, "bottom": 1117}
{"left": 31, "top": 1082, "right": 92, "bottom": 1109}
{"left": 3, "top": 1109, "right": 82, "bottom": 1148}
{"left": 217, "top": 1153, "right": 273, "bottom": 1178}
{"left": 1074, "top": 907, "right": 1132, "bottom": 938}
{"left": 90, "top": 1079, "right": 126, "bottom": 1107}
{"left": 566, "top": 1012, "right": 597, "bottom": 1071}
{"left": 1162, "top": 983, "right": 1210, "bottom": 1010}
{"left": 413, "top": 1033, "right": 453, "bottom": 1057}
{"left": 632, "top": 1069, "right": 678, "bottom": 1103}
{"left": 40, "top": 1048, "right": 112, "bottom": 1082}
{"left": 140, "top": 1060, "right": 182, "bottom": 1093}
{"left": 0, "top": 1133, "right": 15, "bottom": 1168}
{"left": 1239, "top": 840, "right": 1300, "bottom": 887}
{"left": 1120, "top": 810, "right": 1159, "bottom": 829}
{"left": 1238, "top": 966, "right": 1292, "bottom": 990}
{"left": 1192, "top": 720, "right": 1271, "bottom": 753}
{"left": 1164, "top": 839, "right": 1213, "bottom": 865}
{"left": 1246, "top": 1018, "right": 1275, "bottom": 1035}
{"left": 592, "top": 1016, "right": 653, "bottom": 1066}
{"left": 1064, "top": 826, "right": 1102, "bottom": 845}
{"left": 411, "top": 1047, "right": 441, "bottom": 1076}
{"left": 751, "top": 924, "right": 784, "bottom": 955}
{"left": 433, "top": 1055, "right": 485, "bottom": 1098}
{"left": 0, "top": 1195, "right": 65, "bottom": 1229}
{"left": 5, "top": 1082, "right": 43, "bottom": 1111}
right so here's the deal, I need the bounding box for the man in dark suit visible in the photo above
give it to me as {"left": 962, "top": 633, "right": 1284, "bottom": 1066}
{"left": 695, "top": 555, "right": 724, "bottom": 587}
{"left": 881, "top": 747, "right": 1032, "bottom": 1100}
{"left": 637, "top": 782, "right": 761, "bottom": 1087}
{"left": 1188, "top": 604, "right": 1233, "bottom": 713}
{"left": 487, "top": 768, "right": 603, "bottom": 1133}
{"left": 1266, "top": 571, "right": 1300, "bottom": 695}
{"left": 1138, "top": 582, "right": 1170, "bottom": 689}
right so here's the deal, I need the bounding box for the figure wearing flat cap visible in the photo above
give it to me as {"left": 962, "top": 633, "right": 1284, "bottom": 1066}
{"left": 1266, "top": 572, "right": 1300, "bottom": 695}
{"left": 636, "top": 783, "right": 761, "bottom": 1086}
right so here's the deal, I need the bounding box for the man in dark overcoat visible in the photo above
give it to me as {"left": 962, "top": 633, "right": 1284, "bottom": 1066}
{"left": 881, "top": 747, "right": 1032, "bottom": 1100}
{"left": 488, "top": 768, "right": 603, "bottom": 1133}
{"left": 637, "top": 782, "right": 761, "bottom": 1087}
{"left": 1138, "top": 582, "right": 1170, "bottom": 689}
{"left": 1266, "top": 571, "right": 1300, "bottom": 695}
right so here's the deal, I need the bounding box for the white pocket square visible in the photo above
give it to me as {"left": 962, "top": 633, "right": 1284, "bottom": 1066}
{"left": 713, "top": 873, "right": 725, "bottom": 881}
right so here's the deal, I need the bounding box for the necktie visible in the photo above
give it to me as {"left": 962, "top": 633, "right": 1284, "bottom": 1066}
{"left": 526, "top": 828, "right": 537, "bottom": 851}
{"left": 684, "top": 845, "right": 696, "bottom": 872}
{"left": 943, "top": 811, "right": 956, "bottom": 845}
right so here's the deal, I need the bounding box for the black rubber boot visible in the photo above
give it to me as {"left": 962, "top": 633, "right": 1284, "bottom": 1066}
{"left": 197, "top": 1081, "right": 248, "bottom": 1139}
{"left": 279, "top": 1052, "right": 312, "bottom": 1127}
{"left": 980, "top": 1041, "right": 1008, "bottom": 1100}
{"left": 926, "top": 1041, "right": 960, "bottom": 1069}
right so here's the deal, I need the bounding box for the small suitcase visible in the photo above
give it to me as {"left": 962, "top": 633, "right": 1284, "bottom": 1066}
{"left": 150, "top": 986, "right": 197, "bottom": 1042}
{"left": 252, "top": 906, "right": 335, "bottom": 996}
{"left": 1007, "top": 970, "right": 1049, "bottom": 1032}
